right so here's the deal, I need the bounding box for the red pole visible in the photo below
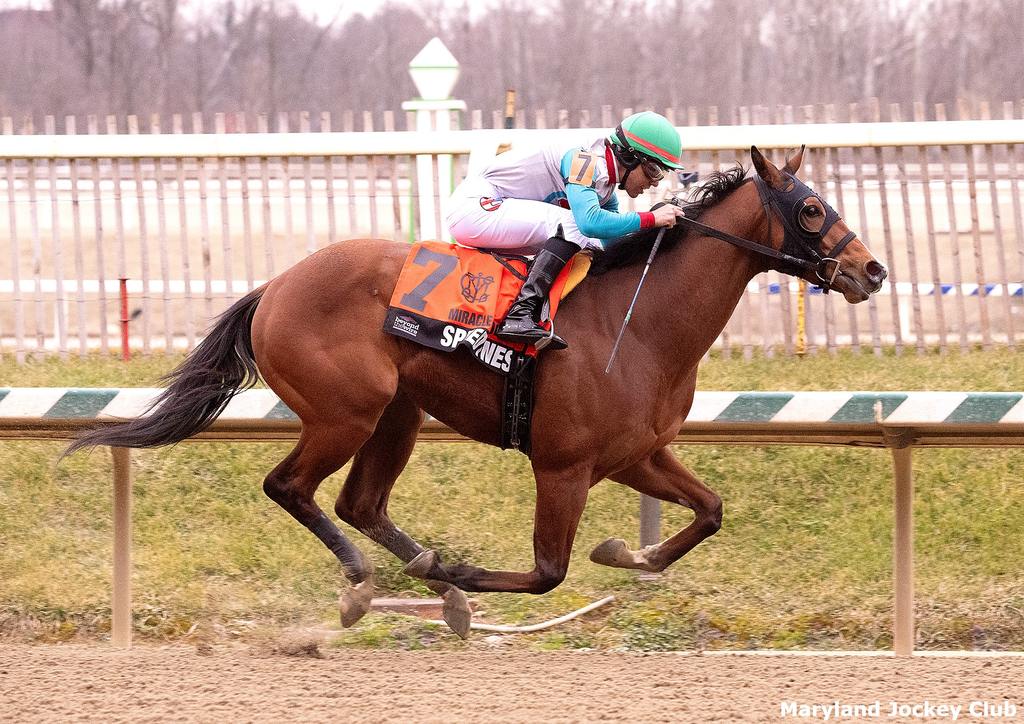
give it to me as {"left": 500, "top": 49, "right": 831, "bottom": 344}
{"left": 119, "top": 278, "right": 131, "bottom": 361}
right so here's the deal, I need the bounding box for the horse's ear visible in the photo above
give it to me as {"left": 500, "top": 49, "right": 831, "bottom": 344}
{"left": 783, "top": 145, "right": 806, "bottom": 175}
{"left": 750, "top": 145, "right": 784, "bottom": 189}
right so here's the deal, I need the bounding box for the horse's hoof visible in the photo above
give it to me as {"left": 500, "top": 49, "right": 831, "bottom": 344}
{"left": 442, "top": 587, "right": 472, "bottom": 639}
{"left": 589, "top": 538, "right": 638, "bottom": 568}
{"left": 404, "top": 549, "right": 439, "bottom": 580}
{"left": 339, "top": 578, "right": 374, "bottom": 628}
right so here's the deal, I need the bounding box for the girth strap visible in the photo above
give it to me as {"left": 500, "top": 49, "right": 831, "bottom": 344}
{"left": 501, "top": 355, "right": 535, "bottom": 455}
{"left": 488, "top": 252, "right": 529, "bottom": 282}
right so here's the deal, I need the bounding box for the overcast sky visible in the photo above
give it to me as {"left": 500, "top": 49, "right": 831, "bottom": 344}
{"left": 0, "top": 0, "right": 370, "bottom": 18}
{"left": 240, "top": 0, "right": 425, "bottom": 24}
{"left": 0, "top": 0, "right": 492, "bottom": 23}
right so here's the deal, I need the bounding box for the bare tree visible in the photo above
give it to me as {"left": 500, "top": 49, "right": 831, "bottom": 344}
{"left": 1, "top": 0, "right": 1022, "bottom": 126}
{"left": 51, "top": 0, "right": 100, "bottom": 82}
{"left": 136, "top": 0, "right": 180, "bottom": 116}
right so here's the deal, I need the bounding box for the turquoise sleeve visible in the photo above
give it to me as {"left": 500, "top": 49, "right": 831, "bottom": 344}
{"left": 560, "top": 150, "right": 640, "bottom": 243}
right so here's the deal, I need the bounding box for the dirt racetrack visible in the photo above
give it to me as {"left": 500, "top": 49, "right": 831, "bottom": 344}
{"left": 2, "top": 644, "right": 1023, "bottom": 722}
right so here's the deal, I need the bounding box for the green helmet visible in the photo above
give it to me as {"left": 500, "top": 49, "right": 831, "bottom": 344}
{"left": 608, "top": 111, "right": 683, "bottom": 169}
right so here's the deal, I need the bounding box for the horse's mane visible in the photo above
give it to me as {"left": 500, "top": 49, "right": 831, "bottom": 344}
{"left": 590, "top": 164, "right": 749, "bottom": 274}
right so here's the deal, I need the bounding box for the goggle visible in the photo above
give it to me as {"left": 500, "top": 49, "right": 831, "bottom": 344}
{"left": 639, "top": 157, "right": 666, "bottom": 182}
{"left": 612, "top": 123, "right": 669, "bottom": 183}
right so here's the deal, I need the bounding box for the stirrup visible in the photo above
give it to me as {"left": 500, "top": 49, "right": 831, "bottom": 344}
{"left": 497, "top": 321, "right": 567, "bottom": 351}
{"left": 533, "top": 325, "right": 567, "bottom": 352}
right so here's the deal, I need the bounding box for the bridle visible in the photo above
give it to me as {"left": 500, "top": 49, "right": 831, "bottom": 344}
{"left": 607, "top": 170, "right": 858, "bottom": 372}
{"left": 674, "top": 172, "right": 857, "bottom": 293}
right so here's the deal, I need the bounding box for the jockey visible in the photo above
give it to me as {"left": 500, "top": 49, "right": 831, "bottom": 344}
{"left": 446, "top": 111, "right": 686, "bottom": 350}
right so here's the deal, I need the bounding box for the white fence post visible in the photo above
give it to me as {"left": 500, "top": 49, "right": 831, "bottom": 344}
{"left": 401, "top": 38, "right": 466, "bottom": 241}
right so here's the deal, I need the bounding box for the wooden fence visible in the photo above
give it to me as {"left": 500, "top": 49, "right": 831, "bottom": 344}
{"left": 3, "top": 97, "right": 1021, "bottom": 136}
{"left": 1, "top": 100, "right": 1023, "bottom": 360}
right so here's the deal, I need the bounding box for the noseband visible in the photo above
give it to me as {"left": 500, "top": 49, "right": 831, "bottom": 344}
{"left": 675, "top": 173, "right": 856, "bottom": 293}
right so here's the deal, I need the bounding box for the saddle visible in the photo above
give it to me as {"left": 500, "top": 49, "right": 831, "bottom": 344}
{"left": 383, "top": 242, "right": 591, "bottom": 455}
{"left": 383, "top": 241, "right": 590, "bottom": 374}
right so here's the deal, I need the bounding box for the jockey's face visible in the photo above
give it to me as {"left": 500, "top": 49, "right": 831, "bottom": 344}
{"left": 621, "top": 158, "right": 661, "bottom": 198}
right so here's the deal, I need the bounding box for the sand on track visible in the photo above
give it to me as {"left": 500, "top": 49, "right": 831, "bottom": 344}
{"left": 1, "top": 644, "right": 1022, "bottom": 722}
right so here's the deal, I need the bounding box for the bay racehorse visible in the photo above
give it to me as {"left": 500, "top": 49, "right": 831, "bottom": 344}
{"left": 68, "top": 146, "right": 887, "bottom": 637}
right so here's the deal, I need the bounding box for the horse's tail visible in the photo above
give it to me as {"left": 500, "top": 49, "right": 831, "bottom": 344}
{"left": 65, "top": 287, "right": 265, "bottom": 455}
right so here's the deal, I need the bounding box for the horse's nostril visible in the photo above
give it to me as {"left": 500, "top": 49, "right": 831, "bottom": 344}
{"left": 865, "top": 260, "right": 887, "bottom": 284}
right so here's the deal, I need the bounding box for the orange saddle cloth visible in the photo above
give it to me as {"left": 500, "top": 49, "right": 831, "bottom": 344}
{"left": 383, "top": 242, "right": 589, "bottom": 374}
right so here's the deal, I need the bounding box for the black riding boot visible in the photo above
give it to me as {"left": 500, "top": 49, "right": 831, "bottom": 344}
{"left": 497, "top": 234, "right": 580, "bottom": 350}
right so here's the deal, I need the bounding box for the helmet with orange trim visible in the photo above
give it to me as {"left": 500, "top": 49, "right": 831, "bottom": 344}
{"left": 607, "top": 111, "right": 683, "bottom": 190}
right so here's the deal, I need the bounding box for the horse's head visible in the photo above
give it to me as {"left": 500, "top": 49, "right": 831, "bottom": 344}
{"left": 750, "top": 145, "right": 887, "bottom": 303}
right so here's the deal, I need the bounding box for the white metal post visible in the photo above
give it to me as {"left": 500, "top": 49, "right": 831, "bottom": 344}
{"left": 402, "top": 38, "right": 466, "bottom": 241}
{"left": 402, "top": 101, "right": 464, "bottom": 239}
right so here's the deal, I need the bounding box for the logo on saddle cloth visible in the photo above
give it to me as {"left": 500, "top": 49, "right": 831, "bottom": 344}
{"left": 460, "top": 272, "right": 494, "bottom": 304}
{"left": 383, "top": 241, "right": 583, "bottom": 375}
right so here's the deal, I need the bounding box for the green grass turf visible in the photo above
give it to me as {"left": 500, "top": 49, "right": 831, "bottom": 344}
{"left": 1, "top": 348, "right": 1022, "bottom": 650}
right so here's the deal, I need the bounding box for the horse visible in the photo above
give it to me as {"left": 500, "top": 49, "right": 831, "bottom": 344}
{"left": 68, "top": 146, "right": 887, "bottom": 638}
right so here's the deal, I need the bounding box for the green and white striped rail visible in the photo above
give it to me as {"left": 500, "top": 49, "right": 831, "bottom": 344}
{"left": 4, "top": 387, "right": 1024, "bottom": 654}
{"left": 3, "top": 388, "right": 1024, "bottom": 447}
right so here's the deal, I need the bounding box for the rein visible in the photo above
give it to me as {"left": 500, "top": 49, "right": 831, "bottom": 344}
{"left": 674, "top": 175, "right": 856, "bottom": 292}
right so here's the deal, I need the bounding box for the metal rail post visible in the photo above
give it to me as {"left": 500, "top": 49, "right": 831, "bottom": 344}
{"left": 892, "top": 444, "right": 915, "bottom": 656}
{"left": 637, "top": 494, "right": 662, "bottom": 582}
{"left": 639, "top": 494, "right": 661, "bottom": 548}
{"left": 110, "top": 446, "right": 133, "bottom": 648}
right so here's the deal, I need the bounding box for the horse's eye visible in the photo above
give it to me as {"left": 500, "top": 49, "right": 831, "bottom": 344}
{"left": 799, "top": 204, "right": 825, "bottom": 233}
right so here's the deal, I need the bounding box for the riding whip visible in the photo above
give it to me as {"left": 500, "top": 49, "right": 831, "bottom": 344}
{"left": 604, "top": 225, "right": 669, "bottom": 374}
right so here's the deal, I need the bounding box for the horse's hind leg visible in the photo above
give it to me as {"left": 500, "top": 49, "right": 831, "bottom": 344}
{"left": 262, "top": 423, "right": 378, "bottom": 627}
{"left": 590, "top": 447, "right": 722, "bottom": 573}
{"left": 334, "top": 389, "right": 473, "bottom": 637}
{"left": 404, "top": 465, "right": 591, "bottom": 594}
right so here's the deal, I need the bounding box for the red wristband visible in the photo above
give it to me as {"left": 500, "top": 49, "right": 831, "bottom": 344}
{"left": 638, "top": 211, "right": 656, "bottom": 229}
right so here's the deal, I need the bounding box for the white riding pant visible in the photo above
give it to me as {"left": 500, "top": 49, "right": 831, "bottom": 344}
{"left": 446, "top": 178, "right": 600, "bottom": 255}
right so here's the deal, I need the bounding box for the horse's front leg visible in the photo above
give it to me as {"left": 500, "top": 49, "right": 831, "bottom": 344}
{"left": 590, "top": 447, "right": 722, "bottom": 573}
{"left": 404, "top": 465, "right": 590, "bottom": 593}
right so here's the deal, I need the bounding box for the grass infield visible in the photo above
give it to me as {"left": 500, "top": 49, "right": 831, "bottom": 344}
{"left": 1, "top": 348, "right": 1023, "bottom": 651}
